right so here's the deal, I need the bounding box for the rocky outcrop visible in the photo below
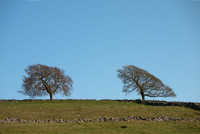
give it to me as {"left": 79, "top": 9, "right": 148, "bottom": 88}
{"left": 0, "top": 116, "right": 199, "bottom": 124}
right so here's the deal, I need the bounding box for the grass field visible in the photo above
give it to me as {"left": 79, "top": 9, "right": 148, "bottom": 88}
{"left": 0, "top": 100, "right": 200, "bottom": 133}
{"left": 1, "top": 121, "right": 200, "bottom": 133}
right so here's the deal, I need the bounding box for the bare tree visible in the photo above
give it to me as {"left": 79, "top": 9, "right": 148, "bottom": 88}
{"left": 117, "top": 65, "right": 176, "bottom": 101}
{"left": 19, "top": 64, "right": 73, "bottom": 100}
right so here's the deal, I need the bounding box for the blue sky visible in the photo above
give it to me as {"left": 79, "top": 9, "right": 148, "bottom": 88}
{"left": 0, "top": 0, "right": 200, "bottom": 102}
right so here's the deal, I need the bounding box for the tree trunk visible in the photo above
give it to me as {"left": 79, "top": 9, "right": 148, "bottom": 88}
{"left": 140, "top": 90, "right": 145, "bottom": 102}
{"left": 49, "top": 93, "right": 53, "bottom": 100}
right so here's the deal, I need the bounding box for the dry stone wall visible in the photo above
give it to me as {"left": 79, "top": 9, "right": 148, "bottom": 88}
{"left": 115, "top": 99, "right": 200, "bottom": 111}
{"left": 0, "top": 116, "right": 200, "bottom": 124}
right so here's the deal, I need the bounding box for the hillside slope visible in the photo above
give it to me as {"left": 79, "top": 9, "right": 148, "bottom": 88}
{"left": 0, "top": 100, "right": 199, "bottom": 120}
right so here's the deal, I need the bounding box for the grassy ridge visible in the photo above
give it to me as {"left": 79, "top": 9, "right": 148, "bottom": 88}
{"left": 0, "top": 100, "right": 200, "bottom": 133}
{"left": 0, "top": 100, "right": 199, "bottom": 120}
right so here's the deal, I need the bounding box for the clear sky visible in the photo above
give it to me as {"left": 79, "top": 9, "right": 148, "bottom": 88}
{"left": 0, "top": 0, "right": 200, "bottom": 102}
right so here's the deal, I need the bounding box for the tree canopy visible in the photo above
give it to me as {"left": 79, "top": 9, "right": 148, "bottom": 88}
{"left": 117, "top": 65, "right": 176, "bottom": 101}
{"left": 19, "top": 64, "right": 73, "bottom": 100}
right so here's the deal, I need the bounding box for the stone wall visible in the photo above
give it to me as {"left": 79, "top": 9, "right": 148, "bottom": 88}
{"left": 0, "top": 116, "right": 200, "bottom": 124}
{"left": 115, "top": 99, "right": 200, "bottom": 111}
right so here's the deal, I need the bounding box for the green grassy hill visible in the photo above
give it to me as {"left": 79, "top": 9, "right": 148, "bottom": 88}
{"left": 0, "top": 100, "right": 199, "bottom": 120}
{"left": 0, "top": 100, "right": 200, "bottom": 133}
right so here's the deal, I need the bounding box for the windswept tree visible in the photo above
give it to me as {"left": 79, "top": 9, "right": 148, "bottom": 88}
{"left": 19, "top": 64, "right": 73, "bottom": 100}
{"left": 117, "top": 65, "right": 176, "bottom": 101}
